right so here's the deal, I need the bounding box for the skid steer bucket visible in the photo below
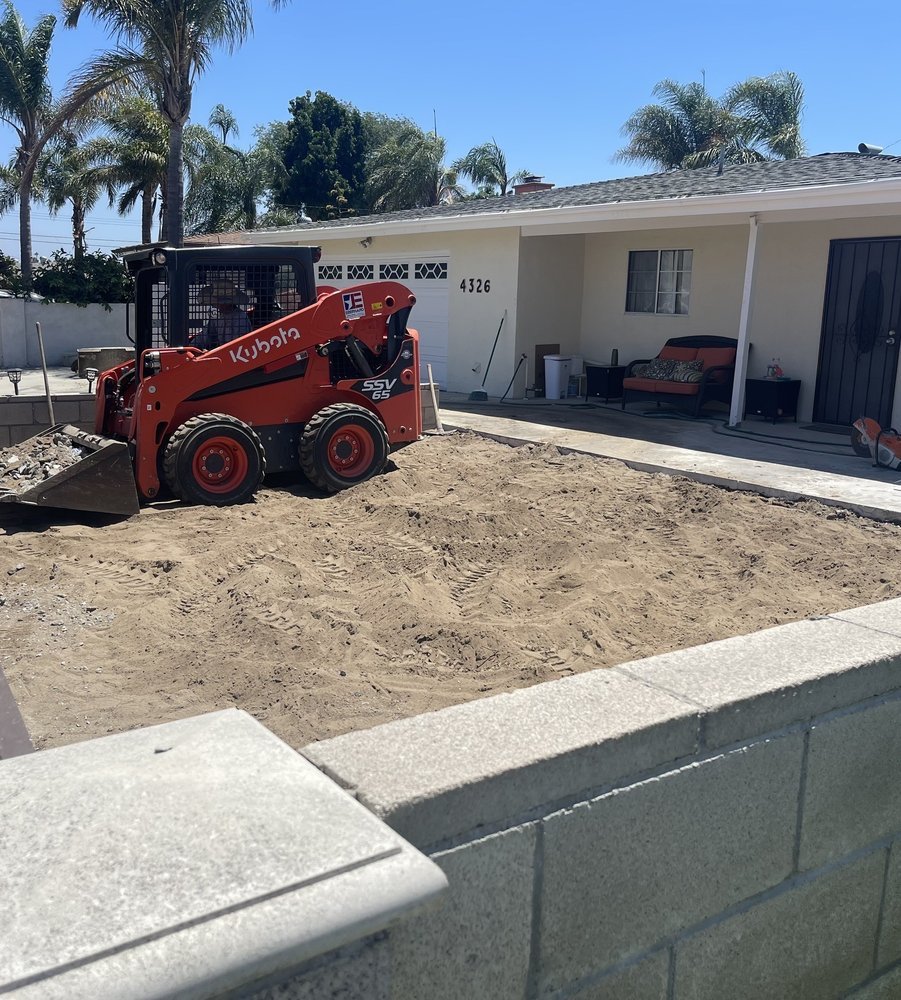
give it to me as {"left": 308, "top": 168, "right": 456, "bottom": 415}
{"left": 0, "top": 425, "right": 139, "bottom": 517}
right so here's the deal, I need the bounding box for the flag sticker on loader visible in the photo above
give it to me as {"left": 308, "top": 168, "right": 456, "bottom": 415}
{"left": 342, "top": 291, "right": 365, "bottom": 320}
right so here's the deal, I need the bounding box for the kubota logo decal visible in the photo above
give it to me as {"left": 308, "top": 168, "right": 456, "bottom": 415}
{"left": 361, "top": 377, "right": 397, "bottom": 401}
{"left": 228, "top": 326, "right": 301, "bottom": 364}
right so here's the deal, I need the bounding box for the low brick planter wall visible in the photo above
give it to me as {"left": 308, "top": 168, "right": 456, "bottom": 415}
{"left": 305, "top": 599, "right": 901, "bottom": 999}
{"left": 0, "top": 393, "right": 95, "bottom": 447}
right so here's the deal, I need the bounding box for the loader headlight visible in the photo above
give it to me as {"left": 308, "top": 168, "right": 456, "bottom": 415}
{"left": 152, "top": 250, "right": 167, "bottom": 265}
{"left": 143, "top": 351, "right": 161, "bottom": 376}
{"left": 401, "top": 347, "right": 413, "bottom": 360}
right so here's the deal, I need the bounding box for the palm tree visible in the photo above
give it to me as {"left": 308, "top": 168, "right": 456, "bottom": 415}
{"left": 184, "top": 113, "right": 285, "bottom": 234}
{"left": 208, "top": 103, "right": 238, "bottom": 144}
{"left": 616, "top": 80, "right": 731, "bottom": 171}
{"left": 453, "top": 139, "right": 527, "bottom": 196}
{"left": 0, "top": 4, "right": 56, "bottom": 288}
{"left": 367, "top": 120, "right": 463, "bottom": 212}
{"left": 727, "top": 71, "right": 805, "bottom": 161}
{"left": 62, "top": 0, "right": 290, "bottom": 248}
{"left": 617, "top": 72, "right": 805, "bottom": 171}
{"left": 87, "top": 96, "right": 169, "bottom": 245}
{"left": 40, "top": 127, "right": 104, "bottom": 261}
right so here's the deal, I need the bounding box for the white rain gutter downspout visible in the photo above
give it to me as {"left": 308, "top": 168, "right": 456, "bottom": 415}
{"left": 729, "top": 214, "right": 759, "bottom": 427}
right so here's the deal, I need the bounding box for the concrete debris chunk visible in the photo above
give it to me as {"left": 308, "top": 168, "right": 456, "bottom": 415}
{"left": 0, "top": 433, "right": 86, "bottom": 495}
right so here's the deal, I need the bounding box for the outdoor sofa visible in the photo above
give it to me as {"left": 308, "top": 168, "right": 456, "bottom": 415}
{"left": 621, "top": 335, "right": 739, "bottom": 418}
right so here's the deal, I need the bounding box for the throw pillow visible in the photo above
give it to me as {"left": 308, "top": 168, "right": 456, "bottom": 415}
{"left": 642, "top": 357, "right": 678, "bottom": 380}
{"left": 670, "top": 359, "right": 704, "bottom": 383}
{"left": 632, "top": 363, "right": 650, "bottom": 377}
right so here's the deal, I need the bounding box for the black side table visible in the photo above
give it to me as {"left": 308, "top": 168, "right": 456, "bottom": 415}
{"left": 585, "top": 364, "right": 626, "bottom": 403}
{"left": 744, "top": 378, "right": 801, "bottom": 424}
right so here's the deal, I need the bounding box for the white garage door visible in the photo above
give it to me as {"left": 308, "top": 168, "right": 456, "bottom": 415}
{"left": 317, "top": 256, "right": 449, "bottom": 387}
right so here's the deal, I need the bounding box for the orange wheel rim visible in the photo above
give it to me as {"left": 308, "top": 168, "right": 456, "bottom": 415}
{"left": 326, "top": 425, "right": 374, "bottom": 477}
{"left": 192, "top": 436, "right": 249, "bottom": 493}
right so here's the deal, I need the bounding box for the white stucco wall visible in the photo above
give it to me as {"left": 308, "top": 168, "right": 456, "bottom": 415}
{"left": 286, "top": 209, "right": 901, "bottom": 420}
{"left": 515, "top": 235, "right": 586, "bottom": 394}
{"left": 579, "top": 225, "right": 749, "bottom": 367}
{"left": 301, "top": 229, "right": 522, "bottom": 397}
{"left": 0, "top": 301, "right": 133, "bottom": 369}
{"left": 749, "top": 214, "right": 901, "bottom": 425}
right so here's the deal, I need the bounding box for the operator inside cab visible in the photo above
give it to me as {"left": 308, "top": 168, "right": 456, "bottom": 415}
{"left": 278, "top": 287, "right": 303, "bottom": 316}
{"left": 194, "top": 280, "right": 252, "bottom": 350}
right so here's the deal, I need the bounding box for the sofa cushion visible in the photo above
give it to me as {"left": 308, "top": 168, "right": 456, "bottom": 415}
{"left": 623, "top": 376, "right": 700, "bottom": 395}
{"left": 657, "top": 376, "right": 703, "bottom": 396}
{"left": 642, "top": 357, "right": 678, "bottom": 380}
{"left": 670, "top": 359, "right": 704, "bottom": 383}
{"left": 696, "top": 347, "right": 736, "bottom": 370}
{"left": 659, "top": 346, "right": 699, "bottom": 362}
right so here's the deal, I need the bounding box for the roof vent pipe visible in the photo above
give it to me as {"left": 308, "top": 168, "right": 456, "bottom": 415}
{"left": 859, "top": 142, "right": 884, "bottom": 155}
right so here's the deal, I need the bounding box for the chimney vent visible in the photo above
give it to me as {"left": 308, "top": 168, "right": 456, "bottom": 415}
{"left": 513, "top": 175, "right": 555, "bottom": 195}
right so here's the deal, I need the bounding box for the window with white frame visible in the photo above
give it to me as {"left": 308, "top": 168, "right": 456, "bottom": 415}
{"left": 625, "top": 249, "right": 692, "bottom": 315}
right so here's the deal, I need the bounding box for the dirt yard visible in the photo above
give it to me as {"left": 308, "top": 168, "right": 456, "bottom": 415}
{"left": 4, "top": 431, "right": 901, "bottom": 752}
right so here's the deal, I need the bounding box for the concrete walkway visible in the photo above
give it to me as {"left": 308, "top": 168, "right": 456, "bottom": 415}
{"left": 0, "top": 367, "right": 91, "bottom": 399}
{"left": 440, "top": 395, "right": 901, "bottom": 524}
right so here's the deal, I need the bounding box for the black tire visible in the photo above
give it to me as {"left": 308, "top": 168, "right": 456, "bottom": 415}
{"left": 850, "top": 425, "right": 871, "bottom": 459}
{"left": 300, "top": 403, "right": 388, "bottom": 492}
{"left": 163, "top": 413, "right": 265, "bottom": 506}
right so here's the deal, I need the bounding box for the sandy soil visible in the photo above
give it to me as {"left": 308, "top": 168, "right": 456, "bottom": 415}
{"left": 4, "top": 431, "right": 901, "bottom": 752}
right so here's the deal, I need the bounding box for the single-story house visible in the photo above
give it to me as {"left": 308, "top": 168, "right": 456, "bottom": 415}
{"left": 201, "top": 152, "right": 901, "bottom": 429}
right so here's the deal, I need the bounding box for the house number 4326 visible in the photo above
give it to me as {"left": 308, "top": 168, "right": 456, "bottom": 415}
{"left": 460, "top": 278, "right": 491, "bottom": 293}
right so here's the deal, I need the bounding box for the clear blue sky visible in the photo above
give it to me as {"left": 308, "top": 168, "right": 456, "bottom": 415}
{"left": 4, "top": 0, "right": 901, "bottom": 261}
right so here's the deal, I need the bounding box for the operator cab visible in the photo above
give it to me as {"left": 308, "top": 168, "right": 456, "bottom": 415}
{"left": 121, "top": 245, "right": 321, "bottom": 356}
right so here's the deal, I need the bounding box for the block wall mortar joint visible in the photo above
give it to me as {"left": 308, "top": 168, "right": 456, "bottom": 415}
{"left": 525, "top": 822, "right": 545, "bottom": 1000}
{"left": 792, "top": 729, "right": 811, "bottom": 873}
{"left": 314, "top": 694, "right": 901, "bottom": 858}
{"left": 842, "top": 954, "right": 901, "bottom": 997}
{"left": 873, "top": 842, "right": 894, "bottom": 972}
{"left": 826, "top": 610, "right": 901, "bottom": 649}
{"left": 547, "top": 944, "right": 672, "bottom": 1000}
{"left": 667, "top": 835, "right": 901, "bottom": 963}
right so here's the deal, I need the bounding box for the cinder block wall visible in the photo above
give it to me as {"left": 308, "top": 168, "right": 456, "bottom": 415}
{"left": 305, "top": 598, "right": 901, "bottom": 999}
{"left": 0, "top": 393, "right": 95, "bottom": 446}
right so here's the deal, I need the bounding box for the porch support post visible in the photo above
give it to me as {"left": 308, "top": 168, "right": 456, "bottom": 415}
{"left": 729, "top": 213, "right": 759, "bottom": 427}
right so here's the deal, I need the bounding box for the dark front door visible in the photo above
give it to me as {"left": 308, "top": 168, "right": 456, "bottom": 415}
{"left": 814, "top": 237, "right": 901, "bottom": 427}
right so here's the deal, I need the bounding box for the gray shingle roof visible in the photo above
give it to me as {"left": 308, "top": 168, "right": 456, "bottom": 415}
{"left": 255, "top": 152, "right": 901, "bottom": 235}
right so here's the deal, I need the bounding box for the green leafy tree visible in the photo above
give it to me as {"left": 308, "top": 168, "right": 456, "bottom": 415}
{"left": 366, "top": 119, "right": 462, "bottom": 212}
{"left": 62, "top": 0, "right": 291, "bottom": 248}
{"left": 40, "top": 127, "right": 105, "bottom": 262}
{"left": 88, "top": 97, "right": 169, "bottom": 245}
{"left": 32, "top": 248, "right": 131, "bottom": 307}
{"left": 453, "top": 139, "right": 528, "bottom": 196}
{"left": 0, "top": 4, "right": 56, "bottom": 288}
{"left": 270, "top": 91, "right": 367, "bottom": 221}
{"left": 726, "top": 71, "right": 805, "bottom": 161}
{"left": 208, "top": 102, "right": 238, "bottom": 144}
{"left": 617, "top": 72, "right": 806, "bottom": 171}
{"left": 185, "top": 108, "right": 282, "bottom": 234}
{"left": 0, "top": 248, "right": 22, "bottom": 293}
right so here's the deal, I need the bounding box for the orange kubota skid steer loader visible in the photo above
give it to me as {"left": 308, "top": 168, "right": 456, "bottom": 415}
{"left": 0, "top": 245, "right": 421, "bottom": 516}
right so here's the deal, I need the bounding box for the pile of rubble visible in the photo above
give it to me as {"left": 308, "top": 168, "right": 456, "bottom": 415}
{"left": 0, "top": 432, "right": 86, "bottom": 494}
